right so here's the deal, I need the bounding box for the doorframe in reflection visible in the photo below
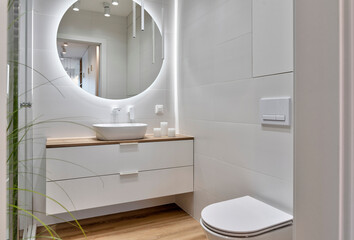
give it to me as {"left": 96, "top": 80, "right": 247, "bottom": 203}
{"left": 57, "top": 34, "right": 107, "bottom": 97}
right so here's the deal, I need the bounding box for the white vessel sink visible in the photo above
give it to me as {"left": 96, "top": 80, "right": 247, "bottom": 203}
{"left": 93, "top": 123, "right": 148, "bottom": 141}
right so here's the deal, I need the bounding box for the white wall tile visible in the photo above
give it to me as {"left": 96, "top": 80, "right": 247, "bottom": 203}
{"left": 179, "top": 0, "right": 229, "bottom": 29}
{"left": 180, "top": 120, "right": 216, "bottom": 158}
{"left": 213, "top": 33, "right": 252, "bottom": 83}
{"left": 194, "top": 154, "right": 217, "bottom": 192}
{"left": 253, "top": 0, "right": 294, "bottom": 77}
{"left": 191, "top": 187, "right": 218, "bottom": 220}
{"left": 177, "top": 0, "right": 294, "bottom": 220}
{"left": 181, "top": 85, "right": 215, "bottom": 121}
{"left": 180, "top": 21, "right": 215, "bottom": 88}
{"left": 213, "top": 73, "right": 293, "bottom": 124}
{"left": 182, "top": 119, "right": 293, "bottom": 183}
{"left": 211, "top": 122, "right": 293, "bottom": 182}
{"left": 33, "top": 49, "right": 71, "bottom": 87}
{"left": 33, "top": 0, "right": 75, "bottom": 17}
{"left": 213, "top": 0, "right": 252, "bottom": 44}
{"left": 33, "top": 13, "right": 62, "bottom": 51}
{"left": 180, "top": 0, "right": 253, "bottom": 87}
{"left": 187, "top": 153, "right": 293, "bottom": 218}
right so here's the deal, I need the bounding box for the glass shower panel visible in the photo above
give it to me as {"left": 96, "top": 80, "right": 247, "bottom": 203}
{"left": 7, "top": 0, "right": 34, "bottom": 239}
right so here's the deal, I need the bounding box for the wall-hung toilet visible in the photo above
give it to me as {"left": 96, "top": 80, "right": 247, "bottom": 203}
{"left": 200, "top": 196, "right": 293, "bottom": 240}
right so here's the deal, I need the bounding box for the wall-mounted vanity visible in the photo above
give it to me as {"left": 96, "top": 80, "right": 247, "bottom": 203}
{"left": 34, "top": 0, "right": 179, "bottom": 220}
{"left": 45, "top": 135, "right": 194, "bottom": 215}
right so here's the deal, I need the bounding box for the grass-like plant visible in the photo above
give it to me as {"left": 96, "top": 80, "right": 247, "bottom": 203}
{"left": 6, "top": 0, "right": 91, "bottom": 239}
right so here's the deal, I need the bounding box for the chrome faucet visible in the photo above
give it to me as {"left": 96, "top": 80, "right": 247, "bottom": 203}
{"left": 111, "top": 106, "right": 122, "bottom": 123}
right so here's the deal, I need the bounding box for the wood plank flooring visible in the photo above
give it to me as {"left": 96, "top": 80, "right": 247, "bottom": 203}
{"left": 37, "top": 204, "right": 207, "bottom": 240}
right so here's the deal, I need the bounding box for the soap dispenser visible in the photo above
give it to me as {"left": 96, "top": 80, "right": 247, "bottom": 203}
{"left": 128, "top": 106, "right": 135, "bottom": 122}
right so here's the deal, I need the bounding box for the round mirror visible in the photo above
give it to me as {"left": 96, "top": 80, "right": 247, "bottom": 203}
{"left": 57, "top": 0, "right": 163, "bottom": 99}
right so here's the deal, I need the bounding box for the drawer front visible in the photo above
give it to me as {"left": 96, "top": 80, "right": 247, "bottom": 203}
{"left": 46, "top": 140, "right": 193, "bottom": 181}
{"left": 46, "top": 166, "right": 194, "bottom": 215}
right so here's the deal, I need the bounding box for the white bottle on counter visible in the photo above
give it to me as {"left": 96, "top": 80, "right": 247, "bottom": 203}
{"left": 160, "top": 122, "right": 168, "bottom": 136}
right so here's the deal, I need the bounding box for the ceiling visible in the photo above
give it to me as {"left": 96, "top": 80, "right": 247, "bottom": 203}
{"left": 76, "top": 0, "right": 133, "bottom": 17}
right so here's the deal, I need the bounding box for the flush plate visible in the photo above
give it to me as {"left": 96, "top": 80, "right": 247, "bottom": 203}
{"left": 260, "top": 97, "right": 291, "bottom": 126}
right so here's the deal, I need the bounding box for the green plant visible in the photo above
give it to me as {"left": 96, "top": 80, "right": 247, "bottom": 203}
{"left": 7, "top": 115, "right": 91, "bottom": 239}
{"left": 6, "top": 1, "right": 89, "bottom": 239}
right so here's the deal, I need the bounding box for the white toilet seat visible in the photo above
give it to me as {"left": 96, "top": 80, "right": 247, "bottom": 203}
{"left": 201, "top": 196, "right": 293, "bottom": 238}
{"left": 201, "top": 218, "right": 292, "bottom": 238}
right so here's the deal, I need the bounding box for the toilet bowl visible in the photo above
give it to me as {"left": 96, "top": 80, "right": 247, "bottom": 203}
{"left": 200, "top": 196, "right": 293, "bottom": 240}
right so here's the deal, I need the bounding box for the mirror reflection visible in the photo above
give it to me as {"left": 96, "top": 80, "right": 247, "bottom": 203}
{"left": 57, "top": 0, "right": 163, "bottom": 99}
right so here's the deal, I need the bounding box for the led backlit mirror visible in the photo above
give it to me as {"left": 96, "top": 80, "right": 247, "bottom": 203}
{"left": 57, "top": 0, "right": 163, "bottom": 99}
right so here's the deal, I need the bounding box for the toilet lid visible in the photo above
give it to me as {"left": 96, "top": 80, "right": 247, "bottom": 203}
{"left": 201, "top": 196, "right": 293, "bottom": 237}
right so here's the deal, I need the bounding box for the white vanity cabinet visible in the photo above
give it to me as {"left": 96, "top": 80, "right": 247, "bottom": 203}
{"left": 45, "top": 136, "right": 194, "bottom": 215}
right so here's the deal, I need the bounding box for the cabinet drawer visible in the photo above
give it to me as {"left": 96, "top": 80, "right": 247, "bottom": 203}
{"left": 46, "top": 166, "right": 193, "bottom": 215}
{"left": 46, "top": 140, "right": 193, "bottom": 181}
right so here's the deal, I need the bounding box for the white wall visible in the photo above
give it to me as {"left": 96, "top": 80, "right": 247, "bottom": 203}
{"left": 31, "top": 0, "right": 174, "bottom": 225}
{"left": 175, "top": 0, "right": 294, "bottom": 220}
{"left": 58, "top": 10, "right": 128, "bottom": 99}
{"left": 0, "top": 0, "right": 8, "bottom": 237}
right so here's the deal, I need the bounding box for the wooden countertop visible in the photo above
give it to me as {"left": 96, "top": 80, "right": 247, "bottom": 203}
{"left": 46, "top": 134, "right": 194, "bottom": 148}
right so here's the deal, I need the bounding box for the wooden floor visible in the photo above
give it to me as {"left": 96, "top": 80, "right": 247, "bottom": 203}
{"left": 37, "top": 204, "right": 207, "bottom": 240}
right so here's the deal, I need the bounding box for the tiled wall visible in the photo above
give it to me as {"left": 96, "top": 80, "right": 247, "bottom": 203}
{"left": 176, "top": 0, "right": 294, "bottom": 219}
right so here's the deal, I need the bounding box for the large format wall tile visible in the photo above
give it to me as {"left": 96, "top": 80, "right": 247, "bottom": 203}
{"left": 213, "top": 73, "right": 293, "bottom": 124}
{"left": 253, "top": 0, "right": 294, "bottom": 77}
{"left": 177, "top": 0, "right": 294, "bottom": 218}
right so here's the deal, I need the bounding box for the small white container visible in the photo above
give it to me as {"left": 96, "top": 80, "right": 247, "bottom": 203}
{"left": 154, "top": 128, "right": 161, "bottom": 137}
{"left": 168, "top": 128, "right": 176, "bottom": 137}
{"left": 160, "top": 122, "right": 168, "bottom": 136}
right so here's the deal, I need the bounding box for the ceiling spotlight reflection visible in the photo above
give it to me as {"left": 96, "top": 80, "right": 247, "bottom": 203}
{"left": 72, "top": 1, "right": 80, "bottom": 11}
{"left": 103, "top": 3, "right": 111, "bottom": 17}
{"left": 112, "top": 0, "right": 119, "bottom": 6}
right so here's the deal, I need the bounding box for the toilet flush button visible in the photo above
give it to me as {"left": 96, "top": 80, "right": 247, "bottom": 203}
{"left": 276, "top": 115, "right": 286, "bottom": 121}
{"left": 262, "top": 115, "right": 276, "bottom": 121}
